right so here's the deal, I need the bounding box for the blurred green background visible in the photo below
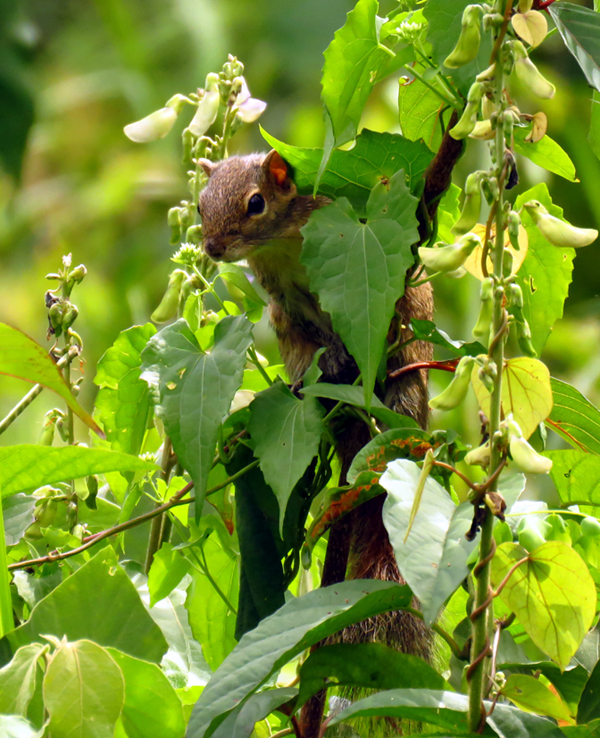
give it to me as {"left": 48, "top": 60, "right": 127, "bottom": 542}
{"left": 1, "top": 0, "right": 599, "bottom": 455}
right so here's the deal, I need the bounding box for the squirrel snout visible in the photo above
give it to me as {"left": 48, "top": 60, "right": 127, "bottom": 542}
{"left": 203, "top": 237, "right": 226, "bottom": 260}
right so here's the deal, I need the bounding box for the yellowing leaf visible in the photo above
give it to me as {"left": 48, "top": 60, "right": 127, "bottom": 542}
{"left": 525, "top": 111, "right": 548, "bottom": 143}
{"left": 512, "top": 10, "right": 548, "bottom": 48}
{"left": 502, "top": 674, "right": 574, "bottom": 723}
{"left": 462, "top": 223, "right": 528, "bottom": 281}
{"left": 472, "top": 357, "right": 553, "bottom": 439}
{"left": 491, "top": 541, "right": 595, "bottom": 669}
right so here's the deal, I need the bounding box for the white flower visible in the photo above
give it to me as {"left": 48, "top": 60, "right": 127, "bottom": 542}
{"left": 124, "top": 107, "right": 178, "bottom": 143}
{"left": 234, "top": 79, "right": 267, "bottom": 123}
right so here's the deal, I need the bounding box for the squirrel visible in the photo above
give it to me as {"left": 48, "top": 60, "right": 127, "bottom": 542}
{"left": 198, "top": 134, "right": 462, "bottom": 735}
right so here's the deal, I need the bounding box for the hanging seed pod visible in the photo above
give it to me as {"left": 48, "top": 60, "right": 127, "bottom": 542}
{"left": 512, "top": 41, "right": 555, "bottom": 99}
{"left": 524, "top": 200, "right": 598, "bottom": 248}
{"left": 418, "top": 233, "right": 481, "bottom": 273}
{"left": 507, "top": 415, "right": 552, "bottom": 473}
{"left": 450, "top": 82, "right": 484, "bottom": 140}
{"left": 452, "top": 172, "right": 484, "bottom": 236}
{"left": 151, "top": 269, "right": 187, "bottom": 324}
{"left": 472, "top": 277, "right": 494, "bottom": 343}
{"left": 429, "top": 356, "right": 475, "bottom": 411}
{"left": 444, "top": 5, "right": 482, "bottom": 69}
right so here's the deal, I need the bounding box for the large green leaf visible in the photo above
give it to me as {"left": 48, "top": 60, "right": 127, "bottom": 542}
{"left": 43, "top": 639, "right": 124, "bottom": 738}
{"left": 0, "top": 643, "right": 47, "bottom": 716}
{"left": 300, "top": 382, "right": 418, "bottom": 429}
{"left": 93, "top": 324, "right": 156, "bottom": 456}
{"left": 141, "top": 316, "right": 253, "bottom": 512}
{"left": 296, "top": 643, "right": 444, "bottom": 708}
{"left": 410, "top": 319, "right": 485, "bottom": 357}
{"left": 381, "top": 459, "right": 478, "bottom": 624}
{"left": 502, "top": 673, "right": 573, "bottom": 723}
{"left": 9, "top": 547, "right": 168, "bottom": 663}
{"left": 0, "top": 445, "right": 156, "bottom": 498}
{"left": 3, "top": 494, "right": 36, "bottom": 545}
{"left": 548, "top": 377, "right": 600, "bottom": 455}
{"left": 546, "top": 450, "right": 600, "bottom": 507}
{"left": 211, "top": 688, "right": 298, "bottom": 738}
{"left": 247, "top": 381, "right": 324, "bottom": 532}
{"left": 106, "top": 648, "right": 186, "bottom": 738}
{"left": 301, "top": 170, "right": 419, "bottom": 407}
{"left": 261, "top": 128, "right": 432, "bottom": 216}
{"left": 148, "top": 542, "right": 191, "bottom": 607}
{"left": 578, "top": 657, "right": 600, "bottom": 723}
{"left": 328, "top": 689, "right": 565, "bottom": 737}
{"left": 514, "top": 128, "right": 577, "bottom": 182}
{"left": 185, "top": 532, "right": 239, "bottom": 671}
{"left": 491, "top": 541, "right": 596, "bottom": 669}
{"left": 319, "top": 0, "right": 415, "bottom": 177}
{"left": 514, "top": 185, "right": 575, "bottom": 356}
{"left": 186, "top": 580, "right": 413, "bottom": 738}
{"left": 0, "top": 323, "right": 102, "bottom": 436}
{"left": 0, "top": 488, "right": 12, "bottom": 637}
{"left": 398, "top": 75, "right": 446, "bottom": 152}
{"left": 549, "top": 3, "right": 600, "bottom": 93}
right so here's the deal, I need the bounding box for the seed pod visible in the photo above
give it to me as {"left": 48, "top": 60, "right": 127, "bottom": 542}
{"left": 124, "top": 106, "right": 178, "bottom": 143}
{"left": 48, "top": 302, "right": 63, "bottom": 332}
{"left": 168, "top": 207, "right": 183, "bottom": 245}
{"left": 185, "top": 224, "right": 203, "bottom": 244}
{"left": 469, "top": 119, "right": 495, "bottom": 140}
{"left": 508, "top": 283, "right": 524, "bottom": 308}
{"left": 507, "top": 210, "right": 521, "bottom": 251}
{"left": 518, "top": 517, "right": 549, "bottom": 552}
{"left": 512, "top": 41, "right": 555, "bottom": 99}
{"left": 444, "top": 5, "right": 482, "bottom": 69}
{"left": 62, "top": 305, "right": 78, "bottom": 330}
{"left": 429, "top": 356, "right": 475, "bottom": 411}
{"left": 472, "top": 278, "right": 494, "bottom": 343}
{"left": 465, "top": 442, "right": 491, "bottom": 468}
{"left": 450, "top": 82, "right": 484, "bottom": 140}
{"left": 506, "top": 415, "right": 552, "bottom": 473}
{"left": 418, "top": 233, "right": 481, "bottom": 273}
{"left": 151, "top": 269, "right": 187, "bottom": 324}
{"left": 481, "top": 176, "right": 499, "bottom": 206}
{"left": 452, "top": 172, "right": 483, "bottom": 236}
{"left": 523, "top": 200, "right": 598, "bottom": 248}
{"left": 189, "top": 74, "right": 221, "bottom": 137}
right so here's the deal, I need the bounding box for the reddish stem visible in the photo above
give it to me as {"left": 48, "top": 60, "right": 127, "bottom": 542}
{"left": 388, "top": 358, "right": 459, "bottom": 380}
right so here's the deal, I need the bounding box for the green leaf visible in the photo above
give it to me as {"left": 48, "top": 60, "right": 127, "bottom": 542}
{"left": 300, "top": 382, "right": 418, "bottom": 429}
{"left": 514, "top": 128, "right": 577, "bottom": 182}
{"left": 348, "top": 427, "right": 435, "bottom": 484}
{"left": 211, "top": 688, "right": 298, "bottom": 738}
{"left": 141, "top": 316, "right": 253, "bottom": 512}
{"left": 148, "top": 542, "right": 191, "bottom": 607}
{"left": 0, "top": 323, "right": 102, "bottom": 436}
{"left": 105, "top": 648, "right": 186, "bottom": 738}
{"left": 320, "top": 0, "right": 414, "bottom": 150}
{"left": 578, "top": 657, "right": 600, "bottom": 723}
{"left": 9, "top": 547, "right": 168, "bottom": 663}
{"left": 424, "top": 0, "right": 492, "bottom": 94}
{"left": 546, "top": 450, "right": 600, "bottom": 507}
{"left": 410, "top": 319, "right": 485, "bottom": 357}
{"left": 548, "top": 378, "right": 600, "bottom": 455}
{"left": 0, "top": 643, "right": 47, "bottom": 716}
{"left": 93, "top": 324, "right": 156, "bottom": 457}
{"left": 3, "top": 494, "right": 35, "bottom": 545}
{"left": 261, "top": 128, "right": 432, "bottom": 215}
{"left": 297, "top": 643, "right": 444, "bottom": 708}
{"left": 248, "top": 381, "right": 324, "bottom": 532}
{"left": 537, "top": 664, "right": 588, "bottom": 719}
{"left": 515, "top": 184, "right": 575, "bottom": 356}
{"left": 0, "top": 715, "right": 44, "bottom": 738}
{"left": 381, "top": 459, "right": 478, "bottom": 624}
{"left": 491, "top": 541, "right": 596, "bottom": 669}
{"left": 549, "top": 3, "right": 600, "bottom": 93}
{"left": 43, "top": 639, "right": 124, "bottom": 738}
{"left": 472, "top": 357, "right": 553, "bottom": 440}
{"left": 217, "top": 264, "right": 267, "bottom": 306}
{"left": 502, "top": 673, "right": 573, "bottom": 722}
{"left": 0, "top": 445, "right": 157, "bottom": 498}
{"left": 301, "top": 171, "right": 419, "bottom": 406}
{"left": 186, "top": 580, "right": 413, "bottom": 738}
{"left": 398, "top": 76, "right": 446, "bottom": 152}
{"left": 185, "top": 532, "right": 239, "bottom": 671}
{"left": 0, "top": 489, "right": 13, "bottom": 637}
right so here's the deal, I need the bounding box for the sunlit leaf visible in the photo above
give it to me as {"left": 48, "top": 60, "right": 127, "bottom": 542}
{"left": 548, "top": 377, "right": 600, "bottom": 455}
{"left": 398, "top": 75, "right": 446, "bottom": 152}
{"left": 511, "top": 10, "right": 548, "bottom": 48}
{"left": 44, "top": 639, "right": 124, "bottom": 738}
{"left": 211, "top": 688, "right": 298, "bottom": 738}
{"left": 546, "top": 450, "right": 600, "bottom": 507}
{"left": 0, "top": 643, "right": 47, "bottom": 716}
{"left": 301, "top": 171, "right": 419, "bottom": 407}
{"left": 502, "top": 673, "right": 573, "bottom": 722}
{"left": 549, "top": 2, "right": 600, "bottom": 93}
{"left": 491, "top": 541, "right": 596, "bottom": 669}
{"left": 0, "top": 322, "right": 102, "bottom": 436}
{"left": 0, "top": 445, "right": 156, "bottom": 498}
{"left": 148, "top": 542, "right": 191, "bottom": 607}
{"left": 514, "top": 128, "right": 577, "bottom": 182}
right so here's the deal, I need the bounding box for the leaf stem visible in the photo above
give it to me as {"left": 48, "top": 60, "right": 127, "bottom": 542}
{"left": 404, "top": 65, "right": 461, "bottom": 110}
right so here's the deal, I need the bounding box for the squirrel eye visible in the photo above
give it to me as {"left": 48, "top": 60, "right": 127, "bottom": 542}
{"left": 247, "top": 193, "right": 265, "bottom": 216}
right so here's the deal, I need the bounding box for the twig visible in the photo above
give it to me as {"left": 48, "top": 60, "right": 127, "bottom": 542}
{"left": 387, "top": 358, "right": 459, "bottom": 380}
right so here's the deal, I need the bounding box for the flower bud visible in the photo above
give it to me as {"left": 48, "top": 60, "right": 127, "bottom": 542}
{"left": 472, "top": 278, "right": 494, "bottom": 343}
{"left": 62, "top": 305, "right": 78, "bottom": 330}
{"left": 429, "top": 356, "right": 474, "bottom": 411}
{"left": 469, "top": 119, "right": 495, "bottom": 140}
{"left": 189, "top": 74, "right": 221, "bottom": 136}
{"left": 444, "top": 5, "right": 482, "bottom": 69}
{"left": 49, "top": 302, "right": 63, "bottom": 332}
{"left": 477, "top": 355, "right": 497, "bottom": 393}
{"left": 523, "top": 200, "right": 598, "bottom": 248}
{"left": 418, "top": 233, "right": 481, "bottom": 273}
{"left": 69, "top": 264, "right": 87, "bottom": 284}
{"left": 465, "top": 441, "right": 491, "bottom": 468}
{"left": 151, "top": 269, "right": 187, "bottom": 324}
{"left": 124, "top": 106, "right": 178, "bottom": 143}
{"left": 452, "top": 172, "right": 483, "bottom": 236}
{"left": 481, "top": 176, "right": 499, "bottom": 206}
{"left": 507, "top": 283, "right": 523, "bottom": 308}
{"left": 512, "top": 41, "right": 555, "bottom": 99}
{"left": 450, "top": 82, "right": 484, "bottom": 140}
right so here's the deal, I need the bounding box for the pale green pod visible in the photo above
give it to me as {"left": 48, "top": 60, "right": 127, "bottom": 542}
{"left": 524, "top": 200, "right": 598, "bottom": 248}
{"left": 418, "top": 233, "right": 481, "bottom": 273}
{"left": 444, "top": 5, "right": 482, "bottom": 69}
{"left": 512, "top": 42, "right": 555, "bottom": 99}
{"left": 450, "top": 81, "right": 484, "bottom": 140}
{"left": 429, "top": 356, "right": 475, "bottom": 411}
{"left": 465, "top": 442, "right": 491, "bottom": 468}
{"left": 151, "top": 269, "right": 187, "bottom": 324}
{"left": 507, "top": 210, "right": 521, "bottom": 251}
{"left": 124, "top": 106, "right": 178, "bottom": 143}
{"left": 189, "top": 75, "right": 221, "bottom": 136}
{"left": 452, "top": 172, "right": 483, "bottom": 235}
{"left": 472, "top": 278, "right": 494, "bottom": 343}
{"left": 510, "top": 435, "right": 552, "bottom": 474}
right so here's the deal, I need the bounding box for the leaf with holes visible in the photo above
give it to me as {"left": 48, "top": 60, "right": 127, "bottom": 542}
{"left": 301, "top": 170, "right": 419, "bottom": 408}
{"left": 472, "top": 357, "right": 553, "bottom": 439}
{"left": 491, "top": 541, "right": 596, "bottom": 669}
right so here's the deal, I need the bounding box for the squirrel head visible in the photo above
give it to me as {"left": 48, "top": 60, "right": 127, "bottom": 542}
{"left": 198, "top": 150, "right": 298, "bottom": 263}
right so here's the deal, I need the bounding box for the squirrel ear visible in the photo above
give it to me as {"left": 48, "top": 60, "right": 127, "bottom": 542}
{"left": 198, "top": 159, "right": 216, "bottom": 178}
{"left": 263, "top": 149, "right": 294, "bottom": 191}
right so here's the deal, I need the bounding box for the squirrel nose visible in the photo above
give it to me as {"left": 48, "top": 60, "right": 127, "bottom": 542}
{"left": 204, "top": 237, "right": 226, "bottom": 260}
